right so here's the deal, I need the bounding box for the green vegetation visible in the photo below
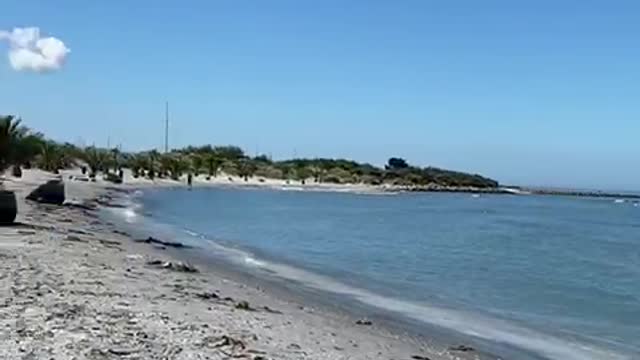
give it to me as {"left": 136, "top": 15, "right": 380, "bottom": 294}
{"left": 0, "top": 115, "right": 499, "bottom": 189}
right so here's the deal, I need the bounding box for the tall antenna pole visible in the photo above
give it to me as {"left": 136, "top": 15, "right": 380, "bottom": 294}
{"left": 164, "top": 101, "right": 169, "bottom": 153}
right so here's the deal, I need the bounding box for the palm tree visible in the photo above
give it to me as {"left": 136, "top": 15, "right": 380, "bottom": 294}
{"left": 205, "top": 154, "right": 222, "bottom": 178}
{"left": 237, "top": 159, "right": 256, "bottom": 182}
{"left": 110, "top": 147, "right": 121, "bottom": 173}
{"left": 191, "top": 153, "right": 203, "bottom": 176}
{"left": 295, "top": 166, "right": 312, "bottom": 184}
{"left": 129, "top": 154, "right": 146, "bottom": 178}
{"left": 13, "top": 133, "right": 46, "bottom": 175}
{"left": 39, "top": 142, "right": 62, "bottom": 173}
{"left": 308, "top": 166, "right": 323, "bottom": 183}
{"left": 84, "top": 146, "right": 107, "bottom": 178}
{"left": 170, "top": 155, "right": 189, "bottom": 181}
{"left": 146, "top": 150, "right": 159, "bottom": 179}
{"left": 0, "top": 116, "right": 29, "bottom": 174}
{"left": 159, "top": 154, "right": 172, "bottom": 179}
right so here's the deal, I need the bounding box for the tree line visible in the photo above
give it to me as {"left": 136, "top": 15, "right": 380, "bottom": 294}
{"left": 0, "top": 115, "right": 499, "bottom": 188}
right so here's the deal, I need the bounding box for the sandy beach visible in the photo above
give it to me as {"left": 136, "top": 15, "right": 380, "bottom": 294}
{"left": 0, "top": 170, "right": 483, "bottom": 360}
{"left": 118, "top": 170, "right": 392, "bottom": 195}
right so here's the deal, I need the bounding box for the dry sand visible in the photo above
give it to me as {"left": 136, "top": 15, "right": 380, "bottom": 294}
{"left": 115, "top": 169, "right": 393, "bottom": 195}
{"left": 0, "top": 170, "right": 482, "bottom": 360}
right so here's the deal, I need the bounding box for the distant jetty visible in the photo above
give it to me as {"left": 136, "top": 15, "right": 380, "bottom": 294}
{"left": 524, "top": 188, "right": 640, "bottom": 200}
{"left": 391, "top": 184, "right": 640, "bottom": 200}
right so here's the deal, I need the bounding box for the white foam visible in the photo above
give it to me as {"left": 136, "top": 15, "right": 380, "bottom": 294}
{"left": 184, "top": 229, "right": 200, "bottom": 237}
{"left": 108, "top": 206, "right": 139, "bottom": 223}
{"left": 244, "top": 256, "right": 266, "bottom": 267}
{"left": 201, "top": 241, "right": 633, "bottom": 360}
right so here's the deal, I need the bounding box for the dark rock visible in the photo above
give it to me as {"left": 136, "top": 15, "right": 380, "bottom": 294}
{"left": 26, "top": 180, "right": 65, "bottom": 205}
{"left": 12, "top": 166, "right": 22, "bottom": 178}
{"left": 449, "top": 345, "right": 475, "bottom": 352}
{"left": 412, "top": 356, "right": 431, "bottom": 360}
{"left": 355, "top": 319, "right": 372, "bottom": 326}
{"left": 0, "top": 190, "right": 17, "bottom": 224}
{"left": 104, "top": 172, "right": 123, "bottom": 184}
{"left": 235, "top": 300, "right": 253, "bottom": 311}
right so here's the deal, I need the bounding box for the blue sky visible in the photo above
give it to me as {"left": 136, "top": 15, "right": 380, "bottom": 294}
{"left": 1, "top": 1, "right": 639, "bottom": 190}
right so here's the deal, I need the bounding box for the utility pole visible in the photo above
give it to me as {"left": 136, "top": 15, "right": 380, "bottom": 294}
{"left": 164, "top": 101, "right": 169, "bottom": 153}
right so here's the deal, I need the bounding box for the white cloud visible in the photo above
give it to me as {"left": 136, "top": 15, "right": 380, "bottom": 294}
{"left": 0, "top": 27, "right": 70, "bottom": 72}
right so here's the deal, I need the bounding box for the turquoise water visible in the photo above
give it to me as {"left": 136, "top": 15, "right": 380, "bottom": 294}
{"left": 117, "top": 188, "right": 640, "bottom": 360}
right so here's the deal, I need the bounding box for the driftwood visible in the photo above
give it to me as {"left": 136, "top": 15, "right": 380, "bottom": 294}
{"left": 134, "top": 236, "right": 189, "bottom": 248}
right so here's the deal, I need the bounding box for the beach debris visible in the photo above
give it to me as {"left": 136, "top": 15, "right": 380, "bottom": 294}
{"left": 449, "top": 344, "right": 475, "bottom": 352}
{"left": 235, "top": 300, "right": 254, "bottom": 311}
{"left": 212, "top": 335, "right": 246, "bottom": 351}
{"left": 63, "top": 199, "right": 96, "bottom": 210}
{"left": 113, "top": 229, "right": 129, "bottom": 236}
{"left": 26, "top": 179, "right": 65, "bottom": 205}
{"left": 411, "top": 356, "right": 432, "bottom": 360}
{"left": 68, "top": 228, "right": 91, "bottom": 235}
{"left": 262, "top": 306, "right": 283, "bottom": 314}
{"left": 146, "top": 259, "right": 198, "bottom": 273}
{"left": 195, "top": 291, "right": 220, "bottom": 300}
{"left": 355, "top": 319, "right": 372, "bottom": 326}
{"left": 98, "top": 238, "right": 122, "bottom": 249}
{"left": 95, "top": 196, "right": 126, "bottom": 208}
{"left": 135, "top": 236, "right": 189, "bottom": 248}
{"left": 65, "top": 235, "right": 87, "bottom": 243}
{"left": 108, "top": 347, "right": 138, "bottom": 356}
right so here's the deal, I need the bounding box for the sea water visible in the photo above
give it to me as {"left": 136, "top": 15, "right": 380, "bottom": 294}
{"left": 110, "top": 187, "right": 640, "bottom": 360}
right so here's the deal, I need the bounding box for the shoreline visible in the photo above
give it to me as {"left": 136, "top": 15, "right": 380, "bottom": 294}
{"left": 104, "top": 178, "right": 638, "bottom": 360}
{"left": 102, "top": 183, "right": 509, "bottom": 360}
{"left": 102, "top": 182, "right": 559, "bottom": 360}
{"left": 0, "top": 170, "right": 490, "bottom": 360}
{"left": 114, "top": 169, "right": 640, "bottom": 200}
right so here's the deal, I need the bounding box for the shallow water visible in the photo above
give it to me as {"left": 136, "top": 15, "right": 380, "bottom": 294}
{"left": 112, "top": 187, "right": 640, "bottom": 360}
